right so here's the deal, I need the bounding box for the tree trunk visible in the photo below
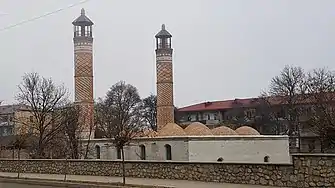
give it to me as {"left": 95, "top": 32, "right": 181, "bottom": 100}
{"left": 296, "top": 123, "right": 301, "bottom": 152}
{"left": 320, "top": 137, "right": 325, "bottom": 153}
{"left": 38, "top": 136, "right": 44, "bottom": 158}
{"left": 17, "top": 148, "right": 21, "bottom": 178}
{"left": 84, "top": 125, "right": 93, "bottom": 159}
{"left": 84, "top": 140, "right": 90, "bottom": 159}
{"left": 64, "top": 157, "right": 68, "bottom": 181}
{"left": 121, "top": 146, "right": 126, "bottom": 186}
{"left": 73, "top": 140, "right": 79, "bottom": 159}
{"left": 37, "top": 142, "right": 45, "bottom": 159}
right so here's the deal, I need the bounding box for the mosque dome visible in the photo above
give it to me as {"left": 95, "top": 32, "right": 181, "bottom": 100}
{"left": 158, "top": 123, "right": 186, "bottom": 136}
{"left": 235, "top": 126, "right": 260, "bottom": 135}
{"left": 211, "top": 126, "right": 238, "bottom": 135}
{"left": 184, "top": 122, "right": 213, "bottom": 136}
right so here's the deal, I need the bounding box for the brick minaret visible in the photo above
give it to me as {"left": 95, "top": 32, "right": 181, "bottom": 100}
{"left": 155, "top": 24, "right": 174, "bottom": 130}
{"left": 72, "top": 9, "right": 94, "bottom": 138}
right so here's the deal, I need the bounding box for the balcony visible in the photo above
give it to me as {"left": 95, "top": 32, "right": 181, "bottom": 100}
{"left": 157, "top": 43, "right": 171, "bottom": 49}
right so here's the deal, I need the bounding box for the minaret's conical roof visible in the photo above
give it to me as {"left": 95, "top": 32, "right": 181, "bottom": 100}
{"left": 155, "top": 24, "right": 172, "bottom": 38}
{"left": 72, "top": 8, "right": 94, "bottom": 26}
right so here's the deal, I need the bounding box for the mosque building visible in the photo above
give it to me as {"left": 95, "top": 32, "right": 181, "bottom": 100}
{"left": 73, "top": 9, "right": 291, "bottom": 164}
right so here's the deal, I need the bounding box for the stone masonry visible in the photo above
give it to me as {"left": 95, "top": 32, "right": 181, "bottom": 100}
{"left": 0, "top": 154, "right": 334, "bottom": 187}
{"left": 156, "top": 25, "right": 174, "bottom": 130}
{"left": 73, "top": 9, "right": 94, "bottom": 138}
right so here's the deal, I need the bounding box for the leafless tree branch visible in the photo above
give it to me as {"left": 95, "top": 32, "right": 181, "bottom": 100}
{"left": 16, "top": 72, "right": 69, "bottom": 158}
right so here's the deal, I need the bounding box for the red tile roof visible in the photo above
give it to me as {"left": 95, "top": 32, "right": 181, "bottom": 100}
{"left": 178, "top": 92, "right": 335, "bottom": 112}
{"left": 178, "top": 98, "right": 259, "bottom": 112}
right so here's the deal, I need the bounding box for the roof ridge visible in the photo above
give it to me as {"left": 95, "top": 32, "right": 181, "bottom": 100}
{"left": 178, "top": 97, "right": 257, "bottom": 108}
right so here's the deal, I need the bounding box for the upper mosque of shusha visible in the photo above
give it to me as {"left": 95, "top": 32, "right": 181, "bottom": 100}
{"left": 72, "top": 9, "right": 290, "bottom": 164}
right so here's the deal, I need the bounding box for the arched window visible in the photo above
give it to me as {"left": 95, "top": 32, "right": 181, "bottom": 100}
{"left": 165, "top": 144, "right": 172, "bottom": 160}
{"left": 264, "top": 156, "right": 270, "bottom": 162}
{"left": 95, "top": 145, "right": 100, "bottom": 159}
{"left": 116, "top": 148, "right": 121, "bottom": 159}
{"left": 139, "top": 145, "right": 146, "bottom": 160}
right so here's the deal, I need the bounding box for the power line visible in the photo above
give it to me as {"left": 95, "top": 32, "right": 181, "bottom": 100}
{"left": 0, "top": 12, "right": 9, "bottom": 16}
{"left": 0, "top": 0, "right": 92, "bottom": 32}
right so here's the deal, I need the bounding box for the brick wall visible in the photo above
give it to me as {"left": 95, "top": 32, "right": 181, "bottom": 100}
{"left": 0, "top": 154, "right": 334, "bottom": 187}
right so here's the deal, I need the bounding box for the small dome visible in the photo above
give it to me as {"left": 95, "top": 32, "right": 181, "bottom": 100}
{"left": 211, "top": 126, "right": 237, "bottom": 135}
{"left": 140, "top": 129, "right": 158, "bottom": 138}
{"left": 158, "top": 123, "right": 186, "bottom": 136}
{"left": 235, "top": 126, "right": 260, "bottom": 135}
{"left": 184, "top": 122, "right": 212, "bottom": 136}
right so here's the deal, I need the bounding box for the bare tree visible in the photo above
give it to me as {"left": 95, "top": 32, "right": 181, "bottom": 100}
{"left": 29, "top": 104, "right": 94, "bottom": 159}
{"left": 219, "top": 97, "right": 281, "bottom": 134}
{"left": 223, "top": 99, "right": 250, "bottom": 126}
{"left": 141, "top": 94, "right": 157, "bottom": 131}
{"left": 305, "top": 68, "right": 335, "bottom": 152}
{"left": 246, "top": 97, "right": 280, "bottom": 135}
{"left": 16, "top": 72, "right": 68, "bottom": 158}
{"left": 267, "top": 65, "right": 306, "bottom": 150}
{"left": 95, "top": 81, "right": 143, "bottom": 185}
{"left": 60, "top": 105, "right": 82, "bottom": 159}
{"left": 83, "top": 119, "right": 95, "bottom": 159}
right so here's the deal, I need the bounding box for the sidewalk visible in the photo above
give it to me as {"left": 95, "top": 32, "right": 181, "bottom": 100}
{"left": 0, "top": 172, "right": 284, "bottom": 188}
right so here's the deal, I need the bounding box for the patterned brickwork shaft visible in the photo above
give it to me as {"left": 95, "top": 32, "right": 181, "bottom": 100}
{"left": 156, "top": 53, "right": 174, "bottom": 130}
{"left": 74, "top": 40, "right": 94, "bottom": 138}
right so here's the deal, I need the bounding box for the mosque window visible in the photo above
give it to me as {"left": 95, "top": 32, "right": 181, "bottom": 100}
{"left": 264, "top": 156, "right": 270, "bottom": 162}
{"left": 95, "top": 145, "right": 100, "bottom": 159}
{"left": 139, "top": 145, "right": 146, "bottom": 160}
{"left": 117, "top": 148, "right": 121, "bottom": 159}
{"left": 165, "top": 144, "right": 172, "bottom": 160}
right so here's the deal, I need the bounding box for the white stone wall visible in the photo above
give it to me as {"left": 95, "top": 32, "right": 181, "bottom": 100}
{"left": 92, "top": 138, "right": 189, "bottom": 161}
{"left": 88, "top": 136, "right": 290, "bottom": 164}
{"left": 124, "top": 139, "right": 188, "bottom": 161}
{"left": 188, "top": 136, "right": 291, "bottom": 163}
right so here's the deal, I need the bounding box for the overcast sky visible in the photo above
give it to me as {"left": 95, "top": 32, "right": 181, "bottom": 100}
{"left": 0, "top": 0, "right": 334, "bottom": 107}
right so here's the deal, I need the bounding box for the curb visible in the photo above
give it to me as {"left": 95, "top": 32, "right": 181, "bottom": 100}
{"left": 0, "top": 176, "right": 175, "bottom": 188}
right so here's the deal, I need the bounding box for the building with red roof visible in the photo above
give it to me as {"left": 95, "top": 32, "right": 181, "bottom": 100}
{"left": 176, "top": 95, "right": 335, "bottom": 153}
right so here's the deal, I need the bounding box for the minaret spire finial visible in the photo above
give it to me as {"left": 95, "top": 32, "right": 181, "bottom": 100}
{"left": 81, "top": 8, "right": 85, "bottom": 15}
{"left": 162, "top": 24, "right": 165, "bottom": 30}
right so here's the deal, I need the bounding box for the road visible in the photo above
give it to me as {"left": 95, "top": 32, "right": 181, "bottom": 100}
{"left": 0, "top": 172, "right": 287, "bottom": 188}
{"left": 0, "top": 182, "right": 54, "bottom": 188}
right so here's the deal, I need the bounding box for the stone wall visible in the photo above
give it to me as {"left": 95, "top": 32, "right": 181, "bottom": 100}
{"left": 0, "top": 149, "right": 30, "bottom": 159}
{"left": 0, "top": 154, "right": 334, "bottom": 187}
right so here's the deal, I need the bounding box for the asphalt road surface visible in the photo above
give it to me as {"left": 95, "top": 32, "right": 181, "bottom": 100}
{"left": 0, "top": 182, "right": 56, "bottom": 188}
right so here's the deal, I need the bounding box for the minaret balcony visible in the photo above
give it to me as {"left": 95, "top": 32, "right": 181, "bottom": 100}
{"left": 158, "top": 43, "right": 171, "bottom": 49}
